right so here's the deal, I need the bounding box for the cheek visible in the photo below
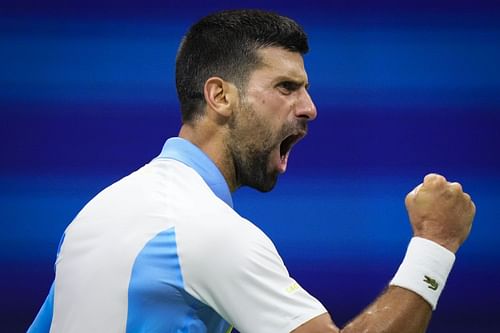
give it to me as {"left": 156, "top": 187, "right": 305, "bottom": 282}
{"left": 267, "top": 94, "right": 292, "bottom": 121}
{"left": 239, "top": 95, "right": 286, "bottom": 144}
{"left": 254, "top": 95, "right": 283, "bottom": 120}
{"left": 234, "top": 110, "right": 270, "bottom": 146}
{"left": 249, "top": 116, "right": 279, "bottom": 149}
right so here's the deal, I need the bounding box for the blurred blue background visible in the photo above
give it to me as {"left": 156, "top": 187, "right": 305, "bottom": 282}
{"left": 1, "top": 1, "right": 499, "bottom": 332}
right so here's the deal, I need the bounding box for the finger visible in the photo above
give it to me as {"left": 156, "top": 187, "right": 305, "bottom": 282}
{"left": 462, "top": 192, "right": 476, "bottom": 219}
{"left": 424, "top": 173, "right": 447, "bottom": 187}
{"left": 470, "top": 199, "right": 477, "bottom": 216}
{"left": 467, "top": 200, "right": 476, "bottom": 233}
{"left": 405, "top": 183, "right": 421, "bottom": 207}
{"left": 411, "top": 183, "right": 423, "bottom": 195}
{"left": 449, "top": 182, "right": 463, "bottom": 193}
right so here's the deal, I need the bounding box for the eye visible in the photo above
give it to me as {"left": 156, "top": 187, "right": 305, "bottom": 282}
{"left": 277, "top": 81, "right": 300, "bottom": 95}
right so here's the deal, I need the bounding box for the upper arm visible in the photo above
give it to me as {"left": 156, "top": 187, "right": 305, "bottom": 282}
{"left": 177, "top": 213, "right": 327, "bottom": 332}
{"left": 291, "top": 313, "right": 339, "bottom": 333}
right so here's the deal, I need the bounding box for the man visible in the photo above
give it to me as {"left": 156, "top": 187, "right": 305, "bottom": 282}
{"left": 29, "top": 9, "right": 475, "bottom": 333}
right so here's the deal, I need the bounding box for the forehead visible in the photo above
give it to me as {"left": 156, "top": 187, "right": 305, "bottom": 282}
{"left": 249, "top": 47, "right": 308, "bottom": 84}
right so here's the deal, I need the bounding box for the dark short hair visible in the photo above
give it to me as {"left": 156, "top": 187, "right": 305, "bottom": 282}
{"left": 175, "top": 9, "right": 309, "bottom": 123}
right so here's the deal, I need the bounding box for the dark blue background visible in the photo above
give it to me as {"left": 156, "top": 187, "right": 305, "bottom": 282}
{"left": 1, "top": 1, "right": 499, "bottom": 332}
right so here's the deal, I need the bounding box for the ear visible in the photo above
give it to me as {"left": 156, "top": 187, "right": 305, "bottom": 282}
{"left": 203, "top": 77, "right": 238, "bottom": 118}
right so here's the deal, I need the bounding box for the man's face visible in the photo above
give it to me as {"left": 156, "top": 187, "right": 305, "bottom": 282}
{"left": 227, "top": 47, "right": 317, "bottom": 192}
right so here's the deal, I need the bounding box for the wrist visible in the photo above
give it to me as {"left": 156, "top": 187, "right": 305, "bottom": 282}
{"left": 413, "top": 232, "right": 461, "bottom": 253}
{"left": 390, "top": 237, "right": 456, "bottom": 310}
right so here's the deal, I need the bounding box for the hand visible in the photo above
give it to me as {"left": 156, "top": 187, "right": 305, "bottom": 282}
{"left": 405, "top": 173, "right": 476, "bottom": 253}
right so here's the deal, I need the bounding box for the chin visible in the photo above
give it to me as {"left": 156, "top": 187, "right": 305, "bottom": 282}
{"left": 251, "top": 173, "right": 279, "bottom": 193}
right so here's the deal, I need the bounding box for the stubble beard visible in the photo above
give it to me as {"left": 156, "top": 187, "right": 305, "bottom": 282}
{"left": 227, "top": 101, "right": 281, "bottom": 193}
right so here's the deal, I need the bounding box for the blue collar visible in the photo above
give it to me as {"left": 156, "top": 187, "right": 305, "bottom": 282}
{"left": 156, "top": 137, "right": 233, "bottom": 208}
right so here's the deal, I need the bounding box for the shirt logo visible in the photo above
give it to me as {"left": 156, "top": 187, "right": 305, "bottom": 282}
{"left": 286, "top": 282, "right": 300, "bottom": 294}
{"left": 423, "top": 275, "right": 439, "bottom": 291}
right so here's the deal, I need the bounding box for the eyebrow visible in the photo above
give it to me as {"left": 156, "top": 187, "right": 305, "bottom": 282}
{"left": 274, "top": 76, "right": 310, "bottom": 89}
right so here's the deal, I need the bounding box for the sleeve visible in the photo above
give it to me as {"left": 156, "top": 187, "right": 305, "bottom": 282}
{"left": 27, "top": 282, "right": 55, "bottom": 333}
{"left": 28, "top": 233, "right": 64, "bottom": 332}
{"left": 177, "top": 213, "right": 327, "bottom": 333}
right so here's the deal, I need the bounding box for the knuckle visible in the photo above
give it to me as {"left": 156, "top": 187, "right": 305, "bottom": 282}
{"left": 449, "top": 182, "right": 463, "bottom": 193}
{"left": 424, "top": 173, "right": 437, "bottom": 183}
{"left": 424, "top": 173, "right": 447, "bottom": 187}
{"left": 406, "top": 184, "right": 421, "bottom": 203}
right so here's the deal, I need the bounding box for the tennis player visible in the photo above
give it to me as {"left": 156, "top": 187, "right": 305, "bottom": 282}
{"left": 29, "top": 9, "right": 475, "bottom": 333}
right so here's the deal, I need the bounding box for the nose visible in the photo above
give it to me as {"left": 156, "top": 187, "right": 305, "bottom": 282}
{"left": 295, "top": 88, "right": 317, "bottom": 121}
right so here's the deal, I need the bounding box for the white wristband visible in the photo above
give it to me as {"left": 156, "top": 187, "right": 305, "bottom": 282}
{"left": 390, "top": 237, "right": 456, "bottom": 310}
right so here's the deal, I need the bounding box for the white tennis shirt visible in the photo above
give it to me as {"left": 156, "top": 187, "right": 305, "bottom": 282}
{"left": 29, "top": 137, "right": 326, "bottom": 333}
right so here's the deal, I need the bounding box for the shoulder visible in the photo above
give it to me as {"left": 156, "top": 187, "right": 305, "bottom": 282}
{"left": 168, "top": 167, "right": 282, "bottom": 282}
{"left": 175, "top": 200, "right": 278, "bottom": 269}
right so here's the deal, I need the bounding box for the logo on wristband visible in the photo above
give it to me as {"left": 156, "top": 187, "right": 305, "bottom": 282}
{"left": 423, "top": 275, "right": 439, "bottom": 291}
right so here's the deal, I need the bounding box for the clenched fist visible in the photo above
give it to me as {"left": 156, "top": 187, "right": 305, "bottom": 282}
{"left": 405, "top": 173, "right": 476, "bottom": 253}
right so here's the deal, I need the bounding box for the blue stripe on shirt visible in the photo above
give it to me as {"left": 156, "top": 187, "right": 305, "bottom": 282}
{"left": 126, "top": 227, "right": 230, "bottom": 333}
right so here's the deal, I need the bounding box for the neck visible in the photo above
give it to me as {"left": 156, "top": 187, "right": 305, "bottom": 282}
{"left": 179, "top": 122, "right": 239, "bottom": 192}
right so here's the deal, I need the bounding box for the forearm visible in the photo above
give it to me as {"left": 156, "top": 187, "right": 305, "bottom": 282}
{"left": 341, "top": 235, "right": 455, "bottom": 333}
{"left": 292, "top": 286, "right": 432, "bottom": 333}
{"left": 341, "top": 286, "right": 432, "bottom": 333}
{"left": 293, "top": 174, "right": 475, "bottom": 333}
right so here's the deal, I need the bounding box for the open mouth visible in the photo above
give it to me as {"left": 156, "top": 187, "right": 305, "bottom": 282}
{"left": 279, "top": 132, "right": 305, "bottom": 160}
